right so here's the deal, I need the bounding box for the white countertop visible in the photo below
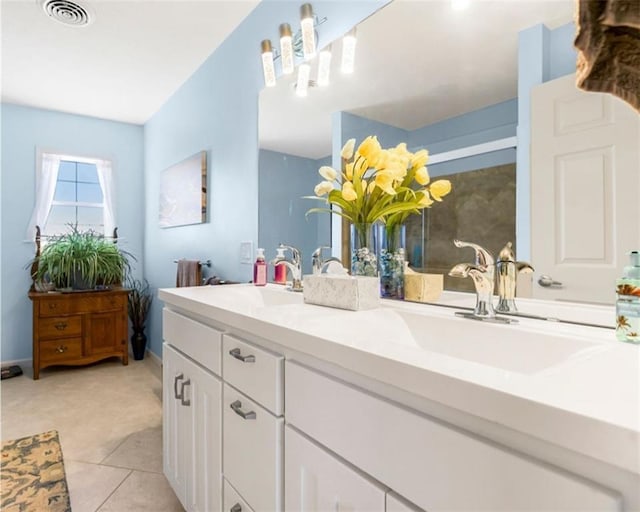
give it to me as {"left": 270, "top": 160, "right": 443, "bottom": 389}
{"left": 159, "top": 284, "right": 640, "bottom": 476}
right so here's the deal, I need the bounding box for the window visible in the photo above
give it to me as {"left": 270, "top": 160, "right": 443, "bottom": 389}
{"left": 27, "top": 151, "right": 116, "bottom": 240}
{"left": 46, "top": 160, "right": 105, "bottom": 235}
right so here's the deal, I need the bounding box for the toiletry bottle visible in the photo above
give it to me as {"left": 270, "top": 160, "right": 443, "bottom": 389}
{"left": 253, "top": 248, "right": 267, "bottom": 286}
{"left": 616, "top": 251, "right": 640, "bottom": 344}
{"left": 274, "top": 247, "right": 287, "bottom": 284}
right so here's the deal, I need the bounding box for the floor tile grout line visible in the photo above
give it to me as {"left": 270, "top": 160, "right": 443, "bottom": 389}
{"left": 98, "top": 433, "right": 133, "bottom": 465}
{"left": 93, "top": 468, "right": 133, "bottom": 512}
{"left": 93, "top": 461, "right": 164, "bottom": 474}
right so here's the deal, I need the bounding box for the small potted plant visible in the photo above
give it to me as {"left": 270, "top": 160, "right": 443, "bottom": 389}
{"left": 30, "top": 226, "right": 130, "bottom": 290}
{"left": 126, "top": 276, "right": 153, "bottom": 360}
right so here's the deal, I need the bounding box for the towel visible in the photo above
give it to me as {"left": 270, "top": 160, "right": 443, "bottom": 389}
{"left": 176, "top": 259, "right": 201, "bottom": 287}
{"left": 575, "top": 0, "right": 640, "bottom": 112}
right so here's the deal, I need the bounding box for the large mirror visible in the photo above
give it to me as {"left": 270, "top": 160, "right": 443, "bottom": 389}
{"left": 258, "top": 0, "right": 640, "bottom": 315}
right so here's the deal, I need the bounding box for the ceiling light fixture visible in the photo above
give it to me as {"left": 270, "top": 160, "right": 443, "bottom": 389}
{"left": 317, "top": 45, "right": 332, "bottom": 87}
{"left": 296, "top": 63, "right": 311, "bottom": 97}
{"left": 261, "top": 40, "right": 276, "bottom": 87}
{"left": 279, "top": 23, "right": 294, "bottom": 75}
{"left": 341, "top": 27, "right": 357, "bottom": 74}
{"left": 300, "top": 3, "right": 316, "bottom": 59}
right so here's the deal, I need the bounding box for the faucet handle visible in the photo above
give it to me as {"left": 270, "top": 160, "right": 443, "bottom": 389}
{"left": 453, "top": 239, "right": 494, "bottom": 268}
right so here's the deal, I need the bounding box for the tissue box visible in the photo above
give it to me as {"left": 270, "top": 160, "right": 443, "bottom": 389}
{"left": 303, "top": 274, "right": 380, "bottom": 311}
{"left": 404, "top": 272, "right": 443, "bottom": 303}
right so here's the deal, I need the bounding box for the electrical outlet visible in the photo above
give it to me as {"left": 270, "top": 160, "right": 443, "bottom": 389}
{"left": 240, "top": 241, "right": 253, "bottom": 264}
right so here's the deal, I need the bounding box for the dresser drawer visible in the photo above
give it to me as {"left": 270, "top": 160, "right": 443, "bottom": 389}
{"left": 223, "top": 384, "right": 283, "bottom": 512}
{"left": 38, "top": 316, "right": 82, "bottom": 339}
{"left": 285, "top": 362, "right": 621, "bottom": 512}
{"left": 163, "top": 308, "right": 222, "bottom": 376}
{"left": 39, "top": 338, "right": 83, "bottom": 362}
{"left": 98, "top": 294, "right": 126, "bottom": 311}
{"left": 223, "top": 478, "right": 254, "bottom": 512}
{"left": 222, "top": 335, "right": 283, "bottom": 415}
{"left": 39, "top": 297, "right": 74, "bottom": 317}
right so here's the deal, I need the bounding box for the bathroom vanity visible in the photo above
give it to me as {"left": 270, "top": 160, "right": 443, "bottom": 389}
{"left": 159, "top": 284, "right": 639, "bottom": 512}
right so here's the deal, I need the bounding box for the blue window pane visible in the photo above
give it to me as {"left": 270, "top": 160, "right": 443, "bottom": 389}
{"left": 77, "top": 163, "right": 98, "bottom": 183}
{"left": 58, "top": 161, "right": 76, "bottom": 181}
{"left": 77, "top": 182, "right": 103, "bottom": 203}
{"left": 54, "top": 181, "right": 76, "bottom": 202}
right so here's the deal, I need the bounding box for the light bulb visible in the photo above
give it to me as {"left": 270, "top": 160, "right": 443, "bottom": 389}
{"left": 341, "top": 27, "right": 357, "bottom": 74}
{"left": 279, "top": 23, "right": 294, "bottom": 75}
{"left": 296, "top": 63, "right": 311, "bottom": 97}
{"left": 261, "top": 40, "right": 276, "bottom": 87}
{"left": 300, "top": 3, "right": 316, "bottom": 59}
{"left": 317, "top": 45, "right": 332, "bottom": 87}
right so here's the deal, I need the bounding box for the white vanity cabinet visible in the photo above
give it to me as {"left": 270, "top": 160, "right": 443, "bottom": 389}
{"left": 162, "top": 310, "right": 222, "bottom": 512}
{"left": 222, "top": 334, "right": 284, "bottom": 512}
{"left": 284, "top": 426, "right": 386, "bottom": 512}
{"left": 285, "top": 361, "right": 621, "bottom": 512}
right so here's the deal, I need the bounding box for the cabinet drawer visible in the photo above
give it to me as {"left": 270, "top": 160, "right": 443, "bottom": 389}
{"left": 285, "top": 426, "right": 385, "bottom": 512}
{"left": 38, "top": 316, "right": 82, "bottom": 339}
{"left": 285, "top": 362, "right": 621, "bottom": 512}
{"left": 98, "top": 294, "right": 125, "bottom": 311}
{"left": 39, "top": 298, "right": 74, "bottom": 317}
{"left": 222, "top": 335, "right": 283, "bottom": 415}
{"left": 40, "top": 338, "right": 83, "bottom": 362}
{"left": 223, "top": 478, "right": 254, "bottom": 512}
{"left": 163, "top": 308, "right": 222, "bottom": 376}
{"left": 223, "top": 384, "right": 283, "bottom": 512}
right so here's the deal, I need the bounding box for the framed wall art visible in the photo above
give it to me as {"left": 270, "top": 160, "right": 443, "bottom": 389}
{"left": 159, "top": 151, "right": 207, "bottom": 228}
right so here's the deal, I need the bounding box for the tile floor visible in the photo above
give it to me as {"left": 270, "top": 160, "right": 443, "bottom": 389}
{"left": 1, "top": 357, "right": 184, "bottom": 512}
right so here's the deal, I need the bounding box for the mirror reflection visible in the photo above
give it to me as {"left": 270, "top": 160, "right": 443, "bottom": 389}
{"left": 258, "top": 0, "right": 639, "bottom": 319}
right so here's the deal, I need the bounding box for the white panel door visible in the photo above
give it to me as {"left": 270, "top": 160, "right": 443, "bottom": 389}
{"left": 162, "top": 344, "right": 188, "bottom": 509}
{"left": 531, "top": 74, "right": 640, "bottom": 303}
{"left": 284, "top": 426, "right": 385, "bottom": 512}
{"left": 184, "top": 358, "right": 222, "bottom": 512}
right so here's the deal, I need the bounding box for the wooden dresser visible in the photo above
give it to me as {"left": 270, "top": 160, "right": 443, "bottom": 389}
{"left": 29, "top": 289, "right": 129, "bottom": 379}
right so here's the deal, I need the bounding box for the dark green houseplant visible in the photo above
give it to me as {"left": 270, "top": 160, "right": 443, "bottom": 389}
{"left": 125, "top": 276, "right": 153, "bottom": 360}
{"left": 31, "top": 226, "right": 130, "bottom": 290}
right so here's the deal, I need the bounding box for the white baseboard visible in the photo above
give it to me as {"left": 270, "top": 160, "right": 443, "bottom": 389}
{"left": 0, "top": 358, "right": 31, "bottom": 368}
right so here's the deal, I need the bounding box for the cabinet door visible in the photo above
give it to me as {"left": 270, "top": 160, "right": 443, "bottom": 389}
{"left": 86, "top": 310, "right": 126, "bottom": 355}
{"left": 284, "top": 426, "right": 385, "bottom": 512}
{"left": 184, "top": 358, "right": 222, "bottom": 512}
{"left": 163, "top": 344, "right": 187, "bottom": 507}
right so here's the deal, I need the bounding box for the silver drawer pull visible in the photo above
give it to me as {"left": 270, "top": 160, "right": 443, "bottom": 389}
{"left": 174, "top": 373, "right": 184, "bottom": 400}
{"left": 180, "top": 379, "right": 191, "bottom": 407}
{"left": 230, "top": 400, "right": 256, "bottom": 420}
{"left": 230, "top": 504, "right": 242, "bottom": 512}
{"left": 229, "top": 348, "right": 255, "bottom": 363}
{"left": 56, "top": 345, "right": 67, "bottom": 353}
{"left": 54, "top": 322, "right": 67, "bottom": 330}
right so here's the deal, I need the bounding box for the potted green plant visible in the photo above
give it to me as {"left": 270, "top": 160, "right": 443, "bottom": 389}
{"left": 125, "top": 276, "right": 153, "bottom": 360}
{"left": 30, "top": 226, "right": 130, "bottom": 291}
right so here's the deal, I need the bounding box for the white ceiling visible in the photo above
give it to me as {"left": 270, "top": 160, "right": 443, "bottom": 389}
{"left": 1, "top": 0, "right": 259, "bottom": 125}
{"left": 259, "top": 0, "right": 574, "bottom": 159}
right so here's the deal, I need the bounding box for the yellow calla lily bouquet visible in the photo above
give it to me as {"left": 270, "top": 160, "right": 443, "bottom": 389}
{"left": 306, "top": 135, "right": 452, "bottom": 229}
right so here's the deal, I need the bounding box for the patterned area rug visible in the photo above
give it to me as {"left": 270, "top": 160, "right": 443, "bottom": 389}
{"left": 1, "top": 430, "right": 71, "bottom": 511}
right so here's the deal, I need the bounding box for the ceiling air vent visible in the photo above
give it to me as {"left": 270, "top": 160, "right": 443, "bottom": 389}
{"left": 39, "top": 0, "right": 93, "bottom": 27}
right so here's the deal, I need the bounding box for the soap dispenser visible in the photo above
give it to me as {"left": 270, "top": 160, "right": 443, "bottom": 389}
{"left": 253, "top": 248, "right": 267, "bottom": 286}
{"left": 616, "top": 251, "right": 640, "bottom": 344}
{"left": 274, "top": 247, "right": 287, "bottom": 284}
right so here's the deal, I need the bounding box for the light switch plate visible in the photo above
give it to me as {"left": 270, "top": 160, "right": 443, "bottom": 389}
{"left": 240, "top": 241, "right": 253, "bottom": 264}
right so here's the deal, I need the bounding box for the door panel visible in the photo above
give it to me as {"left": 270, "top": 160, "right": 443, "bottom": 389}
{"left": 531, "top": 74, "right": 640, "bottom": 303}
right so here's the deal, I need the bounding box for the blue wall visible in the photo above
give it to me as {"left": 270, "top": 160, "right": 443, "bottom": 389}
{"left": 517, "top": 22, "right": 576, "bottom": 260}
{"left": 0, "top": 104, "right": 144, "bottom": 362}
{"left": 144, "top": 0, "right": 388, "bottom": 357}
{"left": 258, "top": 149, "right": 330, "bottom": 275}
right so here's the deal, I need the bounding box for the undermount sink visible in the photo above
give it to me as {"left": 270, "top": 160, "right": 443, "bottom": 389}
{"left": 390, "top": 308, "right": 609, "bottom": 374}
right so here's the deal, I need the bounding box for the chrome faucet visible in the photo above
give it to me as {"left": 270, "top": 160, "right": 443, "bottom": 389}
{"left": 495, "top": 242, "right": 534, "bottom": 313}
{"left": 311, "top": 246, "right": 344, "bottom": 275}
{"left": 449, "top": 239, "right": 496, "bottom": 319}
{"left": 270, "top": 244, "right": 303, "bottom": 292}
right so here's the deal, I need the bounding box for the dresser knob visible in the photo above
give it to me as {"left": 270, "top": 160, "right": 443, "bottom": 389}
{"left": 56, "top": 345, "right": 67, "bottom": 353}
{"left": 54, "top": 322, "right": 67, "bottom": 330}
{"left": 49, "top": 303, "right": 57, "bottom": 309}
